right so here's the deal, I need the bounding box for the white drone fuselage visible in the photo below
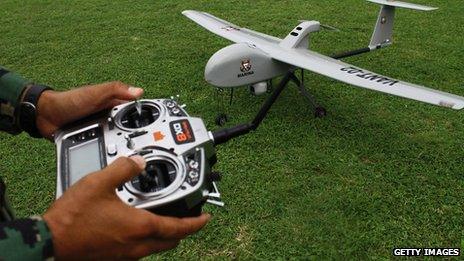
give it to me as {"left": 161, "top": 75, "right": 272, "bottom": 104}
{"left": 205, "top": 20, "right": 322, "bottom": 95}
{"left": 205, "top": 42, "right": 291, "bottom": 88}
{"left": 204, "top": 21, "right": 322, "bottom": 90}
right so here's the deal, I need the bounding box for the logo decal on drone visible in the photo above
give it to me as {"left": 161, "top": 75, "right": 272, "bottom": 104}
{"left": 238, "top": 59, "right": 254, "bottom": 78}
{"left": 341, "top": 67, "right": 399, "bottom": 86}
{"left": 222, "top": 26, "right": 240, "bottom": 31}
{"left": 240, "top": 59, "right": 252, "bottom": 72}
{"left": 439, "top": 101, "right": 455, "bottom": 108}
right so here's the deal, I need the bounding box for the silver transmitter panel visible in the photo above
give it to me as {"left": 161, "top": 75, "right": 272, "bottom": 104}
{"left": 54, "top": 99, "right": 218, "bottom": 217}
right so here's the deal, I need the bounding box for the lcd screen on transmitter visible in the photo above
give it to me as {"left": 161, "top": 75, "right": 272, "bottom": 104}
{"left": 68, "top": 140, "right": 102, "bottom": 185}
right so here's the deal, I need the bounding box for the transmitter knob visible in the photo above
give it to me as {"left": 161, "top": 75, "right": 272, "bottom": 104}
{"left": 189, "top": 170, "right": 199, "bottom": 179}
{"left": 108, "top": 117, "right": 114, "bottom": 130}
{"left": 107, "top": 144, "right": 117, "bottom": 156}
{"left": 124, "top": 134, "right": 135, "bottom": 149}
{"left": 166, "top": 101, "right": 176, "bottom": 108}
{"left": 172, "top": 107, "right": 181, "bottom": 115}
{"left": 188, "top": 160, "right": 199, "bottom": 170}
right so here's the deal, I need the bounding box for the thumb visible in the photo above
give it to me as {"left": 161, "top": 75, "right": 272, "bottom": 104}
{"left": 107, "top": 82, "right": 144, "bottom": 100}
{"left": 100, "top": 156, "right": 146, "bottom": 191}
{"left": 91, "top": 81, "right": 144, "bottom": 105}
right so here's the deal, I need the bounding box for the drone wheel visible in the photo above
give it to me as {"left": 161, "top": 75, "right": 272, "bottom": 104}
{"left": 314, "top": 107, "right": 327, "bottom": 118}
{"left": 215, "top": 113, "right": 228, "bottom": 126}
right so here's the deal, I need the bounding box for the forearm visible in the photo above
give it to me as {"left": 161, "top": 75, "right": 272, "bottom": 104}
{"left": 0, "top": 66, "right": 33, "bottom": 134}
{"left": 0, "top": 216, "right": 54, "bottom": 260}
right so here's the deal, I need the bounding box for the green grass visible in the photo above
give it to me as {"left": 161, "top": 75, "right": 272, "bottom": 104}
{"left": 1, "top": 0, "right": 463, "bottom": 259}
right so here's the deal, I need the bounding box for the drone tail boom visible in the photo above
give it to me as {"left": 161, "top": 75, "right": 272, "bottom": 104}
{"left": 368, "top": 0, "right": 437, "bottom": 49}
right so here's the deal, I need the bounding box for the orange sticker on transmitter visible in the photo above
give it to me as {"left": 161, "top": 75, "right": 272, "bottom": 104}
{"left": 153, "top": 131, "right": 165, "bottom": 141}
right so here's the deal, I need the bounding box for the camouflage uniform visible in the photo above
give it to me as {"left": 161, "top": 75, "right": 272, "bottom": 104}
{"left": 0, "top": 66, "right": 54, "bottom": 260}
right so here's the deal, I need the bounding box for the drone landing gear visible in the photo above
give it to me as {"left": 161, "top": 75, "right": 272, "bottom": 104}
{"left": 215, "top": 88, "right": 234, "bottom": 126}
{"left": 214, "top": 69, "right": 326, "bottom": 127}
{"left": 290, "top": 69, "right": 327, "bottom": 118}
{"left": 212, "top": 70, "right": 331, "bottom": 144}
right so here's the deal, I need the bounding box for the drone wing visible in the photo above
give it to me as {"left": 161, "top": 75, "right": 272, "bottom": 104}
{"left": 268, "top": 49, "right": 464, "bottom": 110}
{"left": 182, "top": 10, "right": 282, "bottom": 44}
{"left": 183, "top": 10, "right": 464, "bottom": 110}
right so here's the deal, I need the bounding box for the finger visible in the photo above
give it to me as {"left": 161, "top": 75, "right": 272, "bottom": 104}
{"left": 57, "top": 82, "right": 144, "bottom": 126}
{"left": 148, "top": 213, "right": 211, "bottom": 239}
{"left": 74, "top": 82, "right": 143, "bottom": 111}
{"left": 91, "top": 81, "right": 144, "bottom": 103}
{"left": 128, "top": 239, "right": 179, "bottom": 258}
{"left": 100, "top": 156, "right": 146, "bottom": 190}
{"left": 91, "top": 82, "right": 144, "bottom": 111}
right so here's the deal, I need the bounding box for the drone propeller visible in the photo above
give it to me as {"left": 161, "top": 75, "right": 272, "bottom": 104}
{"left": 298, "top": 20, "right": 340, "bottom": 32}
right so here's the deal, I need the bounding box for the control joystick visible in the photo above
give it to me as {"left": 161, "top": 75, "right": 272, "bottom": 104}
{"left": 117, "top": 101, "right": 160, "bottom": 129}
{"left": 136, "top": 160, "right": 175, "bottom": 193}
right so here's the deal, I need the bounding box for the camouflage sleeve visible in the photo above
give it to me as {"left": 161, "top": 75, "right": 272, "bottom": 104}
{"left": 0, "top": 216, "right": 54, "bottom": 260}
{"left": 0, "top": 66, "right": 32, "bottom": 135}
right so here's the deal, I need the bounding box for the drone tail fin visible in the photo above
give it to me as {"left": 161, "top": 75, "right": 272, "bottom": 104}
{"left": 367, "top": 0, "right": 437, "bottom": 49}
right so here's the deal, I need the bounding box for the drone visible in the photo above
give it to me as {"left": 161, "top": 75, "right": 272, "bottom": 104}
{"left": 183, "top": 0, "right": 464, "bottom": 126}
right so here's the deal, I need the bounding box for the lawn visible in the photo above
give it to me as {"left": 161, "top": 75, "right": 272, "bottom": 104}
{"left": 0, "top": 0, "right": 463, "bottom": 259}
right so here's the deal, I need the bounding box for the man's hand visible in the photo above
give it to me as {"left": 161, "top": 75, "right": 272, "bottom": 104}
{"left": 43, "top": 156, "right": 211, "bottom": 260}
{"left": 36, "top": 81, "right": 144, "bottom": 139}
